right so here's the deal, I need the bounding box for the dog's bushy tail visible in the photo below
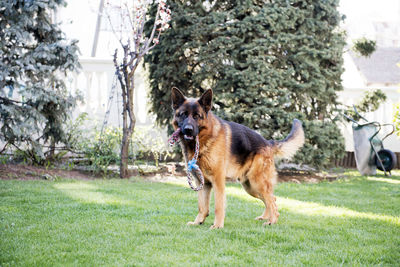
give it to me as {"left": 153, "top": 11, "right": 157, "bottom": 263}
{"left": 274, "top": 119, "right": 305, "bottom": 159}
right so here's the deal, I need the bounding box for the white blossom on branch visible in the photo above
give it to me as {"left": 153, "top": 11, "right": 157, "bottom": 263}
{"left": 103, "top": 0, "right": 171, "bottom": 178}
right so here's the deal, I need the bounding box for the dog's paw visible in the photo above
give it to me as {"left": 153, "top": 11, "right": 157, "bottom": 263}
{"left": 209, "top": 224, "right": 223, "bottom": 229}
{"left": 263, "top": 221, "right": 272, "bottom": 226}
{"left": 262, "top": 219, "right": 278, "bottom": 226}
{"left": 187, "top": 221, "right": 201, "bottom": 226}
{"left": 255, "top": 215, "right": 267, "bottom": 221}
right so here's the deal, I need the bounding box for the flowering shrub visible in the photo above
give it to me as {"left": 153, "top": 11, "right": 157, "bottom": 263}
{"left": 104, "top": 0, "right": 171, "bottom": 177}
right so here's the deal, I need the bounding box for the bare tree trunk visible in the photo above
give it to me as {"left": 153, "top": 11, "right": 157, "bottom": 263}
{"left": 49, "top": 138, "right": 56, "bottom": 160}
{"left": 119, "top": 73, "right": 136, "bottom": 178}
{"left": 114, "top": 49, "right": 135, "bottom": 178}
{"left": 120, "top": 122, "right": 134, "bottom": 177}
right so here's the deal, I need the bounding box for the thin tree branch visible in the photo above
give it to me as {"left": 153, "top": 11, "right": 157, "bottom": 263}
{"left": 105, "top": 7, "right": 125, "bottom": 48}
{"left": 143, "top": 5, "right": 161, "bottom": 54}
{"left": 0, "top": 96, "right": 23, "bottom": 105}
{"left": 142, "top": 30, "right": 161, "bottom": 55}
{"left": 124, "top": 2, "right": 135, "bottom": 32}
{"left": 0, "top": 142, "right": 9, "bottom": 154}
{"left": 136, "top": 3, "right": 149, "bottom": 47}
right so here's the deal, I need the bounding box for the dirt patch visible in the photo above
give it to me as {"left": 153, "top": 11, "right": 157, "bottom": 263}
{"left": 277, "top": 170, "right": 342, "bottom": 184}
{"left": 0, "top": 164, "right": 101, "bottom": 180}
{"left": 0, "top": 163, "right": 343, "bottom": 183}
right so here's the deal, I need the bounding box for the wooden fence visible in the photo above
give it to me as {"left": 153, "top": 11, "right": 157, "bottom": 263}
{"left": 335, "top": 151, "right": 400, "bottom": 169}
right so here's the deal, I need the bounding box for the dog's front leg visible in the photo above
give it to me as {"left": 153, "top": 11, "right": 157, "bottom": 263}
{"left": 187, "top": 182, "right": 212, "bottom": 226}
{"left": 210, "top": 174, "right": 226, "bottom": 229}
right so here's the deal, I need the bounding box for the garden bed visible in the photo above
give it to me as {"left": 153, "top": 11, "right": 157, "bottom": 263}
{"left": 0, "top": 163, "right": 343, "bottom": 183}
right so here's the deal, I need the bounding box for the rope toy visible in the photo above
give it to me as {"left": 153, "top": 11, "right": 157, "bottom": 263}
{"left": 168, "top": 128, "right": 204, "bottom": 191}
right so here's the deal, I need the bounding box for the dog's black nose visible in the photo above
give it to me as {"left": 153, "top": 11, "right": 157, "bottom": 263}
{"left": 183, "top": 125, "right": 194, "bottom": 134}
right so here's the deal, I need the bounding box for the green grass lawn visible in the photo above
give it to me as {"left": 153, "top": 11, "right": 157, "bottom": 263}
{"left": 1, "top": 170, "right": 399, "bottom": 266}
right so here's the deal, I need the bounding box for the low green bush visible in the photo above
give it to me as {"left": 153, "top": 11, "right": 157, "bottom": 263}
{"left": 68, "top": 113, "right": 170, "bottom": 172}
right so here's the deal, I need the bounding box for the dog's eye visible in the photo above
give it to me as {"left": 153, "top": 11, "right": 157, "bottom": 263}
{"left": 178, "top": 112, "right": 187, "bottom": 118}
{"left": 193, "top": 113, "right": 200, "bottom": 120}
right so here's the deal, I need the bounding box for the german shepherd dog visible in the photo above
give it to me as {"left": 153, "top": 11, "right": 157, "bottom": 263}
{"left": 171, "top": 87, "right": 304, "bottom": 229}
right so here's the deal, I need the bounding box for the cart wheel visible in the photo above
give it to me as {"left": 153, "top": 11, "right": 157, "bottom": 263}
{"left": 375, "top": 149, "right": 397, "bottom": 172}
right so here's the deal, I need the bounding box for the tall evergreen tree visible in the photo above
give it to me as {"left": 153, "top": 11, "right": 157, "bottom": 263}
{"left": 145, "top": 0, "right": 346, "bottom": 167}
{"left": 0, "top": 0, "right": 80, "bottom": 163}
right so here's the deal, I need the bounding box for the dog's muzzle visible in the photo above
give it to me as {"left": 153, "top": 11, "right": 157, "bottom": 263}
{"left": 182, "top": 123, "right": 199, "bottom": 140}
{"left": 183, "top": 125, "right": 194, "bottom": 140}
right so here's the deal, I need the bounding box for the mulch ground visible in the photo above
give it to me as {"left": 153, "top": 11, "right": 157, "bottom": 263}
{"left": 0, "top": 164, "right": 101, "bottom": 180}
{"left": 0, "top": 163, "right": 344, "bottom": 183}
{"left": 278, "top": 170, "right": 342, "bottom": 183}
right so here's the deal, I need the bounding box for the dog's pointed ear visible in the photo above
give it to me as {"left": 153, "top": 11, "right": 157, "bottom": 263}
{"left": 171, "top": 87, "right": 186, "bottom": 110}
{"left": 198, "top": 89, "right": 213, "bottom": 114}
